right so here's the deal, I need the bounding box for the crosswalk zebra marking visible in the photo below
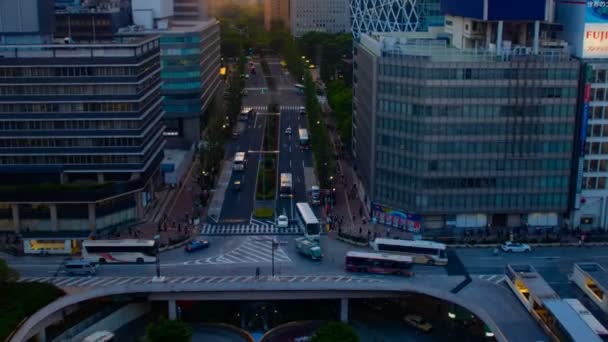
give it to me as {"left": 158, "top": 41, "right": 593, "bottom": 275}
{"left": 200, "top": 223, "right": 301, "bottom": 236}
{"left": 19, "top": 275, "right": 386, "bottom": 288}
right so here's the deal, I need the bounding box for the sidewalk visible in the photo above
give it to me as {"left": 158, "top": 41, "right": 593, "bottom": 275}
{"left": 128, "top": 157, "right": 202, "bottom": 248}
{"left": 322, "top": 114, "right": 409, "bottom": 242}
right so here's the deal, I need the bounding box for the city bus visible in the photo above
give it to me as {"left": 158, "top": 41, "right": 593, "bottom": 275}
{"left": 563, "top": 298, "right": 608, "bottom": 339}
{"left": 279, "top": 173, "right": 293, "bottom": 198}
{"left": 82, "top": 239, "right": 157, "bottom": 264}
{"left": 294, "top": 83, "right": 305, "bottom": 94}
{"left": 298, "top": 128, "right": 309, "bottom": 149}
{"left": 233, "top": 152, "right": 246, "bottom": 171}
{"left": 345, "top": 251, "right": 414, "bottom": 277}
{"left": 295, "top": 202, "right": 321, "bottom": 240}
{"left": 370, "top": 238, "right": 448, "bottom": 266}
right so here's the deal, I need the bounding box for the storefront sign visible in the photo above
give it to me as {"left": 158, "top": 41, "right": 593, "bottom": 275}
{"left": 370, "top": 202, "right": 421, "bottom": 233}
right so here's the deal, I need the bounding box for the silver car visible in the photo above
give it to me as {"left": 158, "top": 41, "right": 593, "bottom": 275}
{"left": 501, "top": 241, "right": 532, "bottom": 253}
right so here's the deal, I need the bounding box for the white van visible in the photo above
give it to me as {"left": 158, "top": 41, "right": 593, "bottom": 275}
{"left": 63, "top": 259, "right": 97, "bottom": 276}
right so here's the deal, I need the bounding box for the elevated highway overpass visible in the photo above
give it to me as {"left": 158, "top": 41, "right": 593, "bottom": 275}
{"left": 11, "top": 274, "right": 547, "bottom": 342}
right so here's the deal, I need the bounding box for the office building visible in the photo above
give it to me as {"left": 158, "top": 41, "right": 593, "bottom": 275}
{"left": 350, "top": 0, "right": 444, "bottom": 40}
{"left": 289, "top": 0, "right": 350, "bottom": 37}
{"left": 123, "top": 2, "right": 221, "bottom": 143}
{"left": 264, "top": 0, "right": 290, "bottom": 31}
{"left": 557, "top": 1, "right": 608, "bottom": 230}
{"left": 159, "top": 20, "right": 221, "bottom": 141}
{"left": 353, "top": 0, "right": 579, "bottom": 233}
{"left": 173, "top": 0, "right": 209, "bottom": 20}
{"left": 55, "top": 1, "right": 132, "bottom": 42}
{"left": 0, "top": 0, "right": 55, "bottom": 44}
{"left": 0, "top": 35, "right": 164, "bottom": 253}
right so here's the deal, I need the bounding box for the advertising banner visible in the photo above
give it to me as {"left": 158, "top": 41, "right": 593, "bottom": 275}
{"left": 584, "top": 2, "right": 608, "bottom": 57}
{"left": 370, "top": 202, "right": 422, "bottom": 233}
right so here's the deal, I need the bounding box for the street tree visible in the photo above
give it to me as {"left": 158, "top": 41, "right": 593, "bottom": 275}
{"left": 145, "top": 319, "right": 193, "bottom": 342}
{"left": 0, "top": 258, "right": 19, "bottom": 282}
{"left": 311, "top": 322, "right": 359, "bottom": 342}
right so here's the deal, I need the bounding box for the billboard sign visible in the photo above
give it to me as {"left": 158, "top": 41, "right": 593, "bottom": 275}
{"left": 370, "top": 202, "right": 422, "bottom": 233}
{"left": 584, "top": 2, "right": 608, "bottom": 57}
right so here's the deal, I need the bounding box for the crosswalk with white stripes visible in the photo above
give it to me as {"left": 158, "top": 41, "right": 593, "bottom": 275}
{"left": 200, "top": 223, "right": 301, "bottom": 236}
{"left": 280, "top": 105, "right": 305, "bottom": 111}
{"left": 185, "top": 235, "right": 291, "bottom": 265}
{"left": 243, "top": 105, "right": 304, "bottom": 112}
{"left": 19, "top": 275, "right": 384, "bottom": 288}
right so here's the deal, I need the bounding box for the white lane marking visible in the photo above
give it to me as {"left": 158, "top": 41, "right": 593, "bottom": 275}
{"left": 100, "top": 277, "right": 123, "bottom": 287}
{"left": 63, "top": 278, "right": 88, "bottom": 287}
{"left": 116, "top": 278, "right": 133, "bottom": 286}
{"left": 289, "top": 160, "right": 292, "bottom": 168}
{"left": 193, "top": 276, "right": 209, "bottom": 283}
{"left": 87, "top": 278, "right": 113, "bottom": 287}
{"left": 54, "top": 277, "right": 81, "bottom": 286}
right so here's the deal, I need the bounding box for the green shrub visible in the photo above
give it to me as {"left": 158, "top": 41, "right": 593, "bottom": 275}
{"left": 0, "top": 282, "right": 64, "bottom": 341}
{"left": 312, "top": 322, "right": 359, "bottom": 342}
{"left": 146, "top": 319, "right": 192, "bottom": 342}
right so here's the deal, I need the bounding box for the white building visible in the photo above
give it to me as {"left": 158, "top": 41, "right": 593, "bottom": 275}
{"left": 289, "top": 0, "right": 350, "bottom": 37}
{"left": 558, "top": 1, "right": 608, "bottom": 230}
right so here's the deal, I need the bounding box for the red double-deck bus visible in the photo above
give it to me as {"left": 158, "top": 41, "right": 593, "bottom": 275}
{"left": 345, "top": 251, "right": 414, "bottom": 277}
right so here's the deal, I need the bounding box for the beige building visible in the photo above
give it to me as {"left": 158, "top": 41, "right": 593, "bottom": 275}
{"left": 264, "top": 0, "right": 289, "bottom": 31}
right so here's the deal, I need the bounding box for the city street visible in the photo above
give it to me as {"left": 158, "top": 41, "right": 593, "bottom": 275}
{"left": 218, "top": 56, "right": 318, "bottom": 226}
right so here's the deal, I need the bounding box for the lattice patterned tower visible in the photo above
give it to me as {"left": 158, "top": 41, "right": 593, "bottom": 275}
{"left": 350, "top": 0, "right": 442, "bottom": 39}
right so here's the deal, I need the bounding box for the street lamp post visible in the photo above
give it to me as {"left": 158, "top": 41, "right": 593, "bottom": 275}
{"left": 271, "top": 238, "right": 279, "bottom": 278}
{"left": 152, "top": 234, "right": 165, "bottom": 282}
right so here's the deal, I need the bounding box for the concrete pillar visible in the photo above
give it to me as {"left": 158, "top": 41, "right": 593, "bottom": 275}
{"left": 496, "top": 20, "right": 504, "bottom": 55}
{"left": 97, "top": 173, "right": 104, "bottom": 183}
{"left": 50, "top": 204, "right": 58, "bottom": 232}
{"left": 135, "top": 192, "right": 144, "bottom": 219}
{"left": 485, "top": 23, "right": 492, "bottom": 48}
{"left": 88, "top": 203, "right": 96, "bottom": 233}
{"left": 36, "top": 328, "right": 46, "bottom": 342}
{"left": 340, "top": 298, "right": 348, "bottom": 323}
{"left": 60, "top": 173, "right": 68, "bottom": 185}
{"left": 11, "top": 204, "right": 20, "bottom": 233}
{"left": 533, "top": 20, "right": 540, "bottom": 54}
{"left": 168, "top": 300, "right": 177, "bottom": 320}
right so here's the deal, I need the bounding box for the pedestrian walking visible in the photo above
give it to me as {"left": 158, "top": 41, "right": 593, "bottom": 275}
{"left": 359, "top": 227, "right": 362, "bottom": 235}
{"left": 255, "top": 267, "right": 260, "bottom": 280}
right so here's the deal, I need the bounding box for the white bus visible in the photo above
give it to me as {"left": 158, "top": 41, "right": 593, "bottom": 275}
{"left": 295, "top": 202, "right": 321, "bottom": 240}
{"left": 370, "top": 238, "right": 448, "bottom": 266}
{"left": 294, "top": 83, "right": 305, "bottom": 94}
{"left": 298, "top": 128, "right": 309, "bottom": 149}
{"left": 563, "top": 298, "right": 608, "bottom": 339}
{"left": 279, "top": 173, "right": 293, "bottom": 198}
{"left": 233, "top": 152, "right": 246, "bottom": 171}
{"left": 82, "top": 239, "right": 157, "bottom": 264}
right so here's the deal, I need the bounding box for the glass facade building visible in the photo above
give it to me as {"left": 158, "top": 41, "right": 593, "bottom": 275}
{"left": 0, "top": 36, "right": 164, "bottom": 241}
{"left": 350, "top": 0, "right": 444, "bottom": 40}
{"left": 353, "top": 33, "right": 579, "bottom": 230}
{"left": 142, "top": 19, "right": 220, "bottom": 142}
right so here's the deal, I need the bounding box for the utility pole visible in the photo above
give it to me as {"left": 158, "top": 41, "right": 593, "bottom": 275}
{"left": 271, "top": 238, "right": 279, "bottom": 277}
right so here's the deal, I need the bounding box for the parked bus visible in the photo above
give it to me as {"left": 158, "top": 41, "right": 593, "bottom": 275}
{"left": 233, "top": 152, "right": 246, "bottom": 171}
{"left": 563, "top": 298, "right": 608, "bottom": 339}
{"left": 370, "top": 238, "right": 448, "bottom": 266}
{"left": 279, "top": 173, "right": 293, "bottom": 198}
{"left": 295, "top": 202, "right": 321, "bottom": 240}
{"left": 298, "top": 128, "right": 309, "bottom": 149}
{"left": 82, "top": 239, "right": 157, "bottom": 264}
{"left": 345, "top": 251, "right": 414, "bottom": 276}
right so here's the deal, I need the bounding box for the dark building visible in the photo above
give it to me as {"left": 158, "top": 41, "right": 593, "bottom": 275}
{"left": 0, "top": 36, "right": 164, "bottom": 253}
{"left": 353, "top": 0, "right": 580, "bottom": 233}
{"left": 55, "top": 1, "right": 132, "bottom": 42}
